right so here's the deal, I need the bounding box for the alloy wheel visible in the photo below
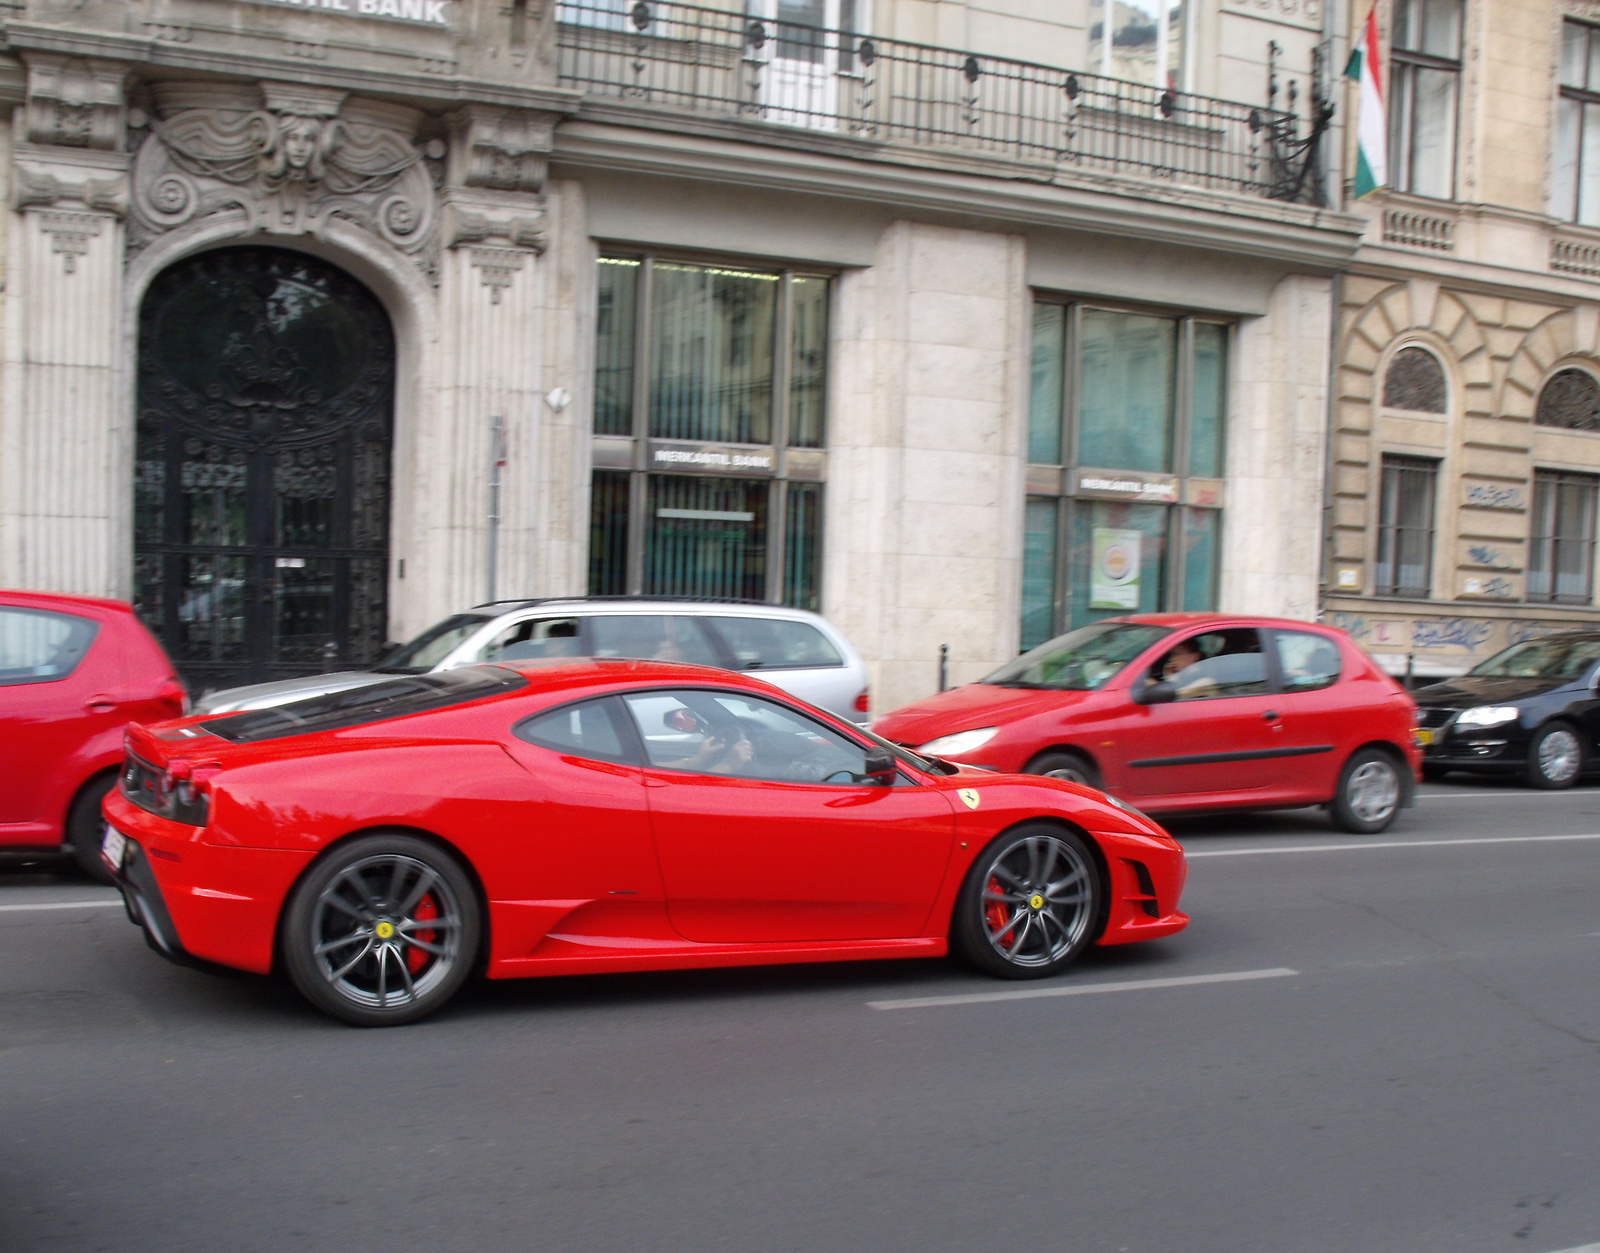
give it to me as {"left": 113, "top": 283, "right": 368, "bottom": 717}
{"left": 978, "top": 832, "right": 1095, "bottom": 970}
{"left": 1345, "top": 759, "right": 1400, "bottom": 826}
{"left": 1538, "top": 727, "right": 1582, "bottom": 785}
{"left": 309, "top": 854, "right": 465, "bottom": 1012}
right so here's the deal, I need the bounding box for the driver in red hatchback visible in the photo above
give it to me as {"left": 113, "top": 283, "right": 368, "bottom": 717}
{"left": 873, "top": 615, "right": 1421, "bottom": 836}
{"left": 100, "top": 659, "right": 1189, "bottom": 1026}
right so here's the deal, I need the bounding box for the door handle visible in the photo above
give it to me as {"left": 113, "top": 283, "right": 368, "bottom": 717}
{"left": 84, "top": 695, "right": 118, "bottom": 714}
{"left": 1263, "top": 710, "right": 1280, "bottom": 722}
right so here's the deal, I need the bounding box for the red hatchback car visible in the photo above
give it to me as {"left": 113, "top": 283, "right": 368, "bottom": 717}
{"left": 0, "top": 590, "right": 186, "bottom": 879}
{"left": 101, "top": 659, "right": 1188, "bottom": 1025}
{"left": 875, "top": 615, "right": 1421, "bottom": 834}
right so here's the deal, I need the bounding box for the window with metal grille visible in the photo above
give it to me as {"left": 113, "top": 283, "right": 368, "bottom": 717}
{"left": 1388, "top": 0, "right": 1462, "bottom": 200}
{"left": 1528, "top": 470, "right": 1599, "bottom": 605}
{"left": 1376, "top": 455, "right": 1437, "bottom": 597}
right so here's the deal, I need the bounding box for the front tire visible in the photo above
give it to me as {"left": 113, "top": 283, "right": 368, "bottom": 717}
{"left": 1526, "top": 722, "right": 1584, "bottom": 790}
{"left": 1025, "top": 750, "right": 1102, "bottom": 790}
{"left": 1330, "top": 747, "right": 1404, "bottom": 834}
{"left": 282, "top": 834, "right": 480, "bottom": 1027}
{"left": 67, "top": 772, "right": 118, "bottom": 884}
{"left": 953, "top": 824, "right": 1101, "bottom": 979}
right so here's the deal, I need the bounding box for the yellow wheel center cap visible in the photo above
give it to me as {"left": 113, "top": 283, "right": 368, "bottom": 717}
{"left": 1028, "top": 893, "right": 1045, "bottom": 911}
{"left": 374, "top": 921, "right": 396, "bottom": 940}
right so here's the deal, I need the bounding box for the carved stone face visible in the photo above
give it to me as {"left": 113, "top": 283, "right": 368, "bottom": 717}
{"left": 282, "top": 119, "right": 321, "bottom": 171}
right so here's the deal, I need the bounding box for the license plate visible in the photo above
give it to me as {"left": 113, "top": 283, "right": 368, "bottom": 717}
{"left": 101, "top": 826, "right": 127, "bottom": 871}
{"left": 1414, "top": 729, "right": 1434, "bottom": 746}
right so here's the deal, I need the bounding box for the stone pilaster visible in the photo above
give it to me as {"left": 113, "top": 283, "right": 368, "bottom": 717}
{"left": 0, "top": 55, "right": 128, "bottom": 593}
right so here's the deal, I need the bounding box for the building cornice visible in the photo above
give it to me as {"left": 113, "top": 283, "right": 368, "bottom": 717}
{"left": 551, "top": 117, "right": 1366, "bottom": 270}
{"left": 0, "top": 21, "right": 581, "bottom": 115}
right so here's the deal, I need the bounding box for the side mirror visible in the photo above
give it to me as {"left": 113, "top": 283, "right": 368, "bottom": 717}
{"left": 863, "top": 748, "right": 897, "bottom": 784}
{"left": 1134, "top": 680, "right": 1176, "bottom": 705}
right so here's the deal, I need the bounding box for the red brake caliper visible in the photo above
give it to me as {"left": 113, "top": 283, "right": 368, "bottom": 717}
{"left": 984, "top": 875, "right": 1012, "bottom": 947}
{"left": 407, "top": 893, "right": 438, "bottom": 974}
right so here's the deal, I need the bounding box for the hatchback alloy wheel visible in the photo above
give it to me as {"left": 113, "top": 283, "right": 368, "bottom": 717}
{"left": 954, "top": 824, "right": 1100, "bottom": 979}
{"left": 1330, "top": 748, "right": 1404, "bottom": 834}
{"left": 284, "top": 834, "right": 480, "bottom": 1026}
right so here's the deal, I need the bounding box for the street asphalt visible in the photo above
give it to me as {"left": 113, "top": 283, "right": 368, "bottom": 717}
{"left": 4, "top": 778, "right": 1600, "bottom": 1253}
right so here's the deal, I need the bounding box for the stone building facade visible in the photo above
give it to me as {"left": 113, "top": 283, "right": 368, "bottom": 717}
{"left": 1325, "top": 0, "right": 1600, "bottom": 677}
{"left": 0, "top": 0, "right": 1356, "bottom": 710}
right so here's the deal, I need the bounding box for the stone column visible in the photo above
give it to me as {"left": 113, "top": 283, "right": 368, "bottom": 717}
{"left": 404, "top": 105, "right": 558, "bottom": 628}
{"left": 1221, "top": 270, "right": 1334, "bottom": 621}
{"left": 826, "top": 220, "right": 1029, "bottom": 714}
{"left": 0, "top": 55, "right": 128, "bottom": 595}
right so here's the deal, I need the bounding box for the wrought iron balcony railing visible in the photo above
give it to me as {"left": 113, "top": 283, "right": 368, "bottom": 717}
{"left": 557, "top": 0, "right": 1329, "bottom": 206}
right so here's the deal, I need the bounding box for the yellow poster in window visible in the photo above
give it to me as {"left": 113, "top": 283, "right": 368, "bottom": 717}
{"left": 1091, "top": 528, "right": 1141, "bottom": 609}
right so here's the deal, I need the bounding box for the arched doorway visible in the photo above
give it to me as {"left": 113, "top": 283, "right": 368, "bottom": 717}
{"left": 134, "top": 246, "right": 394, "bottom": 693}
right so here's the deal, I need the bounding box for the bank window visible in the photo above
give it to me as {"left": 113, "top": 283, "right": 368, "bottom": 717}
{"left": 1528, "top": 470, "right": 1599, "bottom": 605}
{"left": 1023, "top": 300, "right": 1228, "bottom": 649}
{"left": 1388, "top": 0, "right": 1462, "bottom": 200}
{"left": 1376, "top": 454, "right": 1437, "bottom": 598}
{"left": 1557, "top": 21, "right": 1600, "bottom": 225}
{"left": 589, "top": 255, "right": 829, "bottom": 609}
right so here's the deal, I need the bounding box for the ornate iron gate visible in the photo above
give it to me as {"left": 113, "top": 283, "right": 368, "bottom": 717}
{"left": 134, "top": 247, "right": 394, "bottom": 693}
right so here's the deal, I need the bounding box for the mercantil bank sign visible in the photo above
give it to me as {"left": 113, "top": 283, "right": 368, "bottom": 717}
{"left": 238, "top": 0, "right": 453, "bottom": 25}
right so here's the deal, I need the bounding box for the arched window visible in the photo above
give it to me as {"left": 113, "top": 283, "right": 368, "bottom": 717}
{"left": 1382, "top": 346, "right": 1448, "bottom": 413}
{"left": 1536, "top": 368, "right": 1600, "bottom": 431}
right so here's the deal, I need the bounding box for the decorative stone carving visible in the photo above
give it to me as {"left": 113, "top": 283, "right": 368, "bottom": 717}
{"left": 15, "top": 166, "right": 127, "bottom": 216}
{"left": 469, "top": 247, "right": 526, "bottom": 303}
{"left": 445, "top": 205, "right": 546, "bottom": 251}
{"left": 24, "top": 55, "right": 126, "bottom": 151}
{"left": 445, "top": 105, "right": 554, "bottom": 193}
{"left": 128, "top": 81, "right": 441, "bottom": 279}
{"left": 39, "top": 211, "right": 104, "bottom": 274}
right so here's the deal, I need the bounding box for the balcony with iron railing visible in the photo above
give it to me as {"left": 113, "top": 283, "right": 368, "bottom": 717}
{"left": 556, "top": 0, "right": 1331, "bottom": 207}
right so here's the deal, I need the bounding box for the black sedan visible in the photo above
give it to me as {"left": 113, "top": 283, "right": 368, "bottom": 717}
{"left": 1413, "top": 633, "right": 1600, "bottom": 788}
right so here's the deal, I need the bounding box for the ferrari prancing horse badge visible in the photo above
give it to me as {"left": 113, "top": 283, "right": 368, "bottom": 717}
{"left": 958, "top": 788, "right": 981, "bottom": 810}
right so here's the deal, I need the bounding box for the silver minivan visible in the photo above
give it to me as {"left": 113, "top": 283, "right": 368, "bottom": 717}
{"left": 194, "top": 599, "right": 873, "bottom": 722}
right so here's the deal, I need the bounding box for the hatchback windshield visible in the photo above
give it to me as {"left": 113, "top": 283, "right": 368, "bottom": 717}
{"left": 982, "top": 622, "right": 1173, "bottom": 691}
{"left": 374, "top": 614, "right": 492, "bottom": 675}
{"left": 1468, "top": 637, "right": 1600, "bottom": 681}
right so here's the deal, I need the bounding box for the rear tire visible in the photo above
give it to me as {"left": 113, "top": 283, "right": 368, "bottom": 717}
{"left": 952, "top": 824, "right": 1101, "bottom": 980}
{"left": 1025, "top": 750, "right": 1102, "bottom": 790}
{"left": 66, "top": 773, "right": 118, "bottom": 884}
{"left": 282, "top": 834, "right": 480, "bottom": 1027}
{"left": 1330, "top": 747, "right": 1404, "bottom": 834}
{"left": 1526, "top": 722, "right": 1584, "bottom": 790}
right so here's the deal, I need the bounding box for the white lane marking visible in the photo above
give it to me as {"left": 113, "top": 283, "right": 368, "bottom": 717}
{"left": 1421, "top": 790, "right": 1600, "bottom": 800}
{"left": 868, "top": 967, "right": 1299, "bottom": 1011}
{"left": 0, "top": 899, "right": 122, "bottom": 913}
{"left": 1186, "top": 832, "right": 1600, "bottom": 858}
{"left": 1538, "top": 1244, "right": 1600, "bottom": 1253}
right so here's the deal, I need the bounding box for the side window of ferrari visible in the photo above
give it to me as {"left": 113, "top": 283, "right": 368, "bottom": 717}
{"left": 514, "top": 698, "right": 629, "bottom": 762}
{"left": 621, "top": 689, "right": 873, "bottom": 784}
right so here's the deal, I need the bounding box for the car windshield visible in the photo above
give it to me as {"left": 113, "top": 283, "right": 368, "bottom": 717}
{"left": 373, "top": 614, "right": 493, "bottom": 675}
{"left": 982, "top": 622, "right": 1174, "bottom": 691}
{"left": 1468, "top": 637, "right": 1600, "bottom": 681}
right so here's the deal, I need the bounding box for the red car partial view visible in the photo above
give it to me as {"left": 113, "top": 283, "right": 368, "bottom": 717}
{"left": 101, "top": 659, "right": 1188, "bottom": 1026}
{"left": 874, "top": 615, "right": 1421, "bottom": 834}
{"left": 1, "top": 590, "right": 186, "bottom": 879}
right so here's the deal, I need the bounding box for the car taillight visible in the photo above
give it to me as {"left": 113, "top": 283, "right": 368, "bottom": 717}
{"left": 854, "top": 688, "right": 871, "bottom": 714}
{"left": 155, "top": 676, "right": 188, "bottom": 718}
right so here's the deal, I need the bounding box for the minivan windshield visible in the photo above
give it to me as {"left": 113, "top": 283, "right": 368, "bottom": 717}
{"left": 982, "top": 622, "right": 1173, "bottom": 691}
{"left": 374, "top": 614, "right": 493, "bottom": 675}
{"left": 1468, "top": 636, "right": 1600, "bottom": 681}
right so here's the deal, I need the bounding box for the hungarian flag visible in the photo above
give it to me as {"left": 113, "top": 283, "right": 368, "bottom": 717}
{"left": 1345, "top": 5, "right": 1387, "bottom": 197}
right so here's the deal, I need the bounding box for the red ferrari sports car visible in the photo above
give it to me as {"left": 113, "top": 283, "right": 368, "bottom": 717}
{"left": 102, "top": 660, "right": 1188, "bottom": 1026}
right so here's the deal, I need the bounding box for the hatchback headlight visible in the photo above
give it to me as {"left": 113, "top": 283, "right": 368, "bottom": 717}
{"left": 918, "top": 726, "right": 999, "bottom": 758}
{"left": 1455, "top": 706, "right": 1520, "bottom": 729}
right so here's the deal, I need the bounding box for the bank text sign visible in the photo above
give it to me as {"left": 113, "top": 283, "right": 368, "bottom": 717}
{"left": 238, "top": 0, "right": 453, "bottom": 26}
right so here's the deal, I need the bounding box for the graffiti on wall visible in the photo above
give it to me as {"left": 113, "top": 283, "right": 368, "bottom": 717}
{"left": 1463, "top": 484, "right": 1524, "bottom": 510}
